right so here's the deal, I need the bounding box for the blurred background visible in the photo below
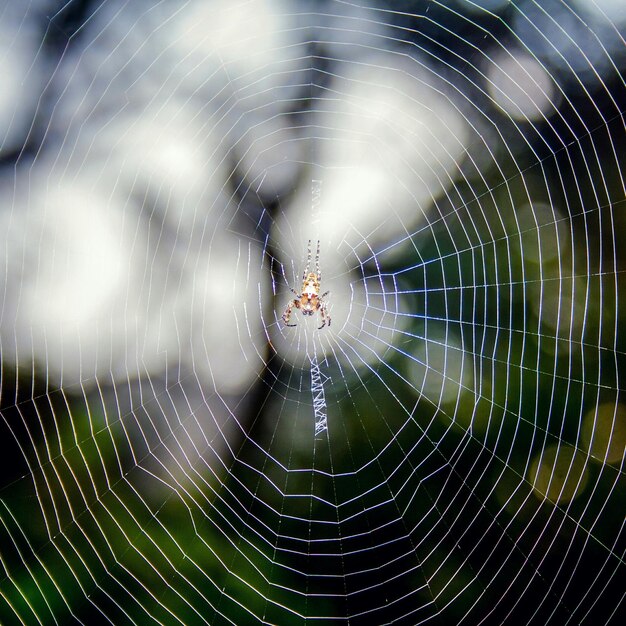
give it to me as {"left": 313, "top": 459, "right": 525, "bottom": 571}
{"left": 0, "top": 0, "right": 624, "bottom": 624}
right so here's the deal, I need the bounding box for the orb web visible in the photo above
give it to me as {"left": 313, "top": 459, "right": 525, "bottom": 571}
{"left": 0, "top": 1, "right": 625, "bottom": 625}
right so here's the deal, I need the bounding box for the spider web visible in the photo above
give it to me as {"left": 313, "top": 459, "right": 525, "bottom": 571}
{"left": 0, "top": 0, "right": 625, "bottom": 624}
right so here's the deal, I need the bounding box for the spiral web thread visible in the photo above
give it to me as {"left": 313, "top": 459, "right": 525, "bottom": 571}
{"left": 0, "top": 1, "right": 624, "bottom": 625}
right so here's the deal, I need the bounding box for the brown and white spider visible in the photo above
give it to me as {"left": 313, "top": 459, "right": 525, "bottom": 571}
{"left": 282, "top": 240, "right": 331, "bottom": 330}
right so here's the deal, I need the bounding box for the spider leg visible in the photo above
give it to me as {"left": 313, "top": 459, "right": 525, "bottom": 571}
{"left": 318, "top": 302, "right": 330, "bottom": 329}
{"left": 282, "top": 300, "right": 297, "bottom": 327}
{"left": 303, "top": 239, "right": 312, "bottom": 282}
{"left": 320, "top": 290, "right": 329, "bottom": 299}
{"left": 315, "top": 240, "right": 321, "bottom": 281}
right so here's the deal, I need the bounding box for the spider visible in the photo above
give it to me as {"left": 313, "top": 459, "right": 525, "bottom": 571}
{"left": 282, "top": 240, "right": 331, "bottom": 330}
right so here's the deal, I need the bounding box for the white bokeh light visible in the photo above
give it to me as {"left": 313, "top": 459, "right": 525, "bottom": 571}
{"left": 487, "top": 51, "right": 558, "bottom": 122}
{"left": 573, "top": 0, "right": 626, "bottom": 22}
